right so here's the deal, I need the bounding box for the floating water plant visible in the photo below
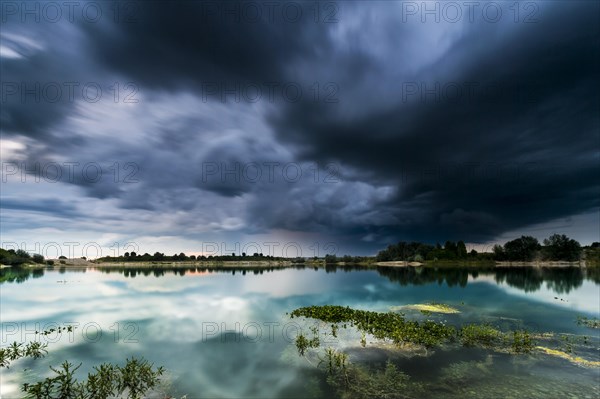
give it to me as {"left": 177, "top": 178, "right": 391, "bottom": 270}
{"left": 536, "top": 346, "right": 600, "bottom": 368}
{"left": 290, "top": 305, "right": 455, "bottom": 349}
{"left": 576, "top": 316, "right": 600, "bottom": 329}
{"left": 289, "top": 305, "right": 549, "bottom": 355}
{"left": 391, "top": 303, "right": 460, "bottom": 314}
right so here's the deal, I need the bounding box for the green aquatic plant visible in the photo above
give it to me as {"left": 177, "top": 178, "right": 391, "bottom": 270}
{"left": 290, "top": 305, "right": 553, "bottom": 356}
{"left": 290, "top": 305, "right": 455, "bottom": 349}
{"left": 0, "top": 340, "right": 48, "bottom": 368}
{"left": 576, "top": 316, "right": 600, "bottom": 329}
{"left": 1, "top": 326, "right": 169, "bottom": 398}
{"left": 0, "top": 326, "right": 77, "bottom": 368}
{"left": 439, "top": 356, "right": 494, "bottom": 387}
{"left": 511, "top": 330, "right": 535, "bottom": 354}
{"left": 21, "top": 357, "right": 165, "bottom": 399}
{"left": 319, "top": 347, "right": 348, "bottom": 375}
{"left": 459, "top": 324, "right": 502, "bottom": 348}
{"left": 392, "top": 303, "right": 460, "bottom": 314}
{"left": 326, "top": 360, "right": 424, "bottom": 399}
{"left": 295, "top": 326, "right": 320, "bottom": 357}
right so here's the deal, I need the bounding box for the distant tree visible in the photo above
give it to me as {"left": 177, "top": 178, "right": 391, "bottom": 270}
{"left": 492, "top": 244, "right": 505, "bottom": 260}
{"left": 469, "top": 249, "right": 478, "bottom": 256}
{"left": 443, "top": 241, "right": 457, "bottom": 259}
{"left": 58, "top": 255, "right": 67, "bottom": 260}
{"left": 324, "top": 254, "right": 338, "bottom": 264}
{"left": 81, "top": 257, "right": 86, "bottom": 260}
{"left": 543, "top": 234, "right": 582, "bottom": 261}
{"left": 457, "top": 241, "right": 468, "bottom": 258}
{"left": 503, "top": 236, "right": 540, "bottom": 261}
{"left": 46, "top": 260, "right": 54, "bottom": 265}
{"left": 179, "top": 252, "right": 187, "bottom": 260}
{"left": 232, "top": 253, "right": 235, "bottom": 257}
{"left": 124, "top": 252, "right": 130, "bottom": 258}
{"left": 444, "top": 241, "right": 456, "bottom": 252}
{"left": 242, "top": 252, "right": 246, "bottom": 257}
{"left": 130, "top": 251, "right": 137, "bottom": 257}
{"left": 376, "top": 246, "right": 392, "bottom": 261}
{"left": 590, "top": 242, "right": 600, "bottom": 248}
{"left": 16, "top": 249, "right": 31, "bottom": 259}
{"left": 253, "top": 253, "right": 259, "bottom": 257}
{"left": 32, "top": 254, "right": 45, "bottom": 264}
{"left": 190, "top": 255, "right": 196, "bottom": 260}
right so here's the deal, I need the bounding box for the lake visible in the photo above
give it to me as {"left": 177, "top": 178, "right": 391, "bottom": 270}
{"left": 1, "top": 265, "right": 599, "bottom": 398}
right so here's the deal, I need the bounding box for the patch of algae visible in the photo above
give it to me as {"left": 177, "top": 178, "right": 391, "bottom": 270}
{"left": 536, "top": 346, "right": 600, "bottom": 368}
{"left": 391, "top": 303, "right": 460, "bottom": 314}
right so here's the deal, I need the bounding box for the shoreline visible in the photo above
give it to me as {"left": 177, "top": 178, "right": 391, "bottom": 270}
{"left": 2, "top": 259, "right": 592, "bottom": 269}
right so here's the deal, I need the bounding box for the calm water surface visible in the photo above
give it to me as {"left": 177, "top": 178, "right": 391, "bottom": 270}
{"left": 1, "top": 266, "right": 599, "bottom": 398}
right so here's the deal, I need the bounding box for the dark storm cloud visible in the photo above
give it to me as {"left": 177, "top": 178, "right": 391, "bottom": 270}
{"left": 0, "top": 25, "right": 82, "bottom": 141}
{"left": 81, "top": 0, "right": 340, "bottom": 89}
{"left": 2, "top": 0, "right": 598, "bottom": 250}
{"left": 268, "top": 1, "right": 600, "bottom": 242}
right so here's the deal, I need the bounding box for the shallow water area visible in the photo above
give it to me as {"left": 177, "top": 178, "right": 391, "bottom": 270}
{"left": 1, "top": 265, "right": 598, "bottom": 398}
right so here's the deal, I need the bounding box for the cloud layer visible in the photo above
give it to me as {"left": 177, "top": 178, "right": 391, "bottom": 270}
{"left": 1, "top": 1, "right": 598, "bottom": 255}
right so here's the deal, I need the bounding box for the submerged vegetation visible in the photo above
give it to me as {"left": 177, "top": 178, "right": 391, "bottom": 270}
{"left": 576, "top": 316, "right": 600, "bottom": 329}
{"left": 290, "top": 305, "right": 598, "bottom": 362}
{"left": 392, "top": 303, "right": 460, "bottom": 314}
{"left": 0, "top": 327, "right": 168, "bottom": 399}
{"left": 289, "top": 305, "right": 599, "bottom": 398}
{"left": 290, "top": 305, "right": 539, "bottom": 354}
{"left": 21, "top": 358, "right": 165, "bottom": 399}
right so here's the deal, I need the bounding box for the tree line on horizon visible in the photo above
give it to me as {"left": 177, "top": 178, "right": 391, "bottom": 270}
{"left": 100, "top": 251, "right": 285, "bottom": 262}
{"left": 0, "top": 248, "right": 49, "bottom": 266}
{"left": 2, "top": 234, "right": 599, "bottom": 266}
{"left": 376, "top": 234, "right": 598, "bottom": 263}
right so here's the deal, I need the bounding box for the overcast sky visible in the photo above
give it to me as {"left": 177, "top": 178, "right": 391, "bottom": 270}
{"left": 1, "top": 1, "right": 598, "bottom": 258}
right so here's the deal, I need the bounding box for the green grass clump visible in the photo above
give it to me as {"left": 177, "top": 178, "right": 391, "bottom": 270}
{"left": 576, "top": 316, "right": 600, "bottom": 329}
{"left": 459, "top": 324, "right": 502, "bottom": 348}
{"left": 291, "top": 305, "right": 455, "bottom": 348}
{"left": 511, "top": 330, "right": 535, "bottom": 354}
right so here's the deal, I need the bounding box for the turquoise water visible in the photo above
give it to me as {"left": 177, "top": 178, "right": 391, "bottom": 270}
{"left": 1, "top": 266, "right": 599, "bottom": 398}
